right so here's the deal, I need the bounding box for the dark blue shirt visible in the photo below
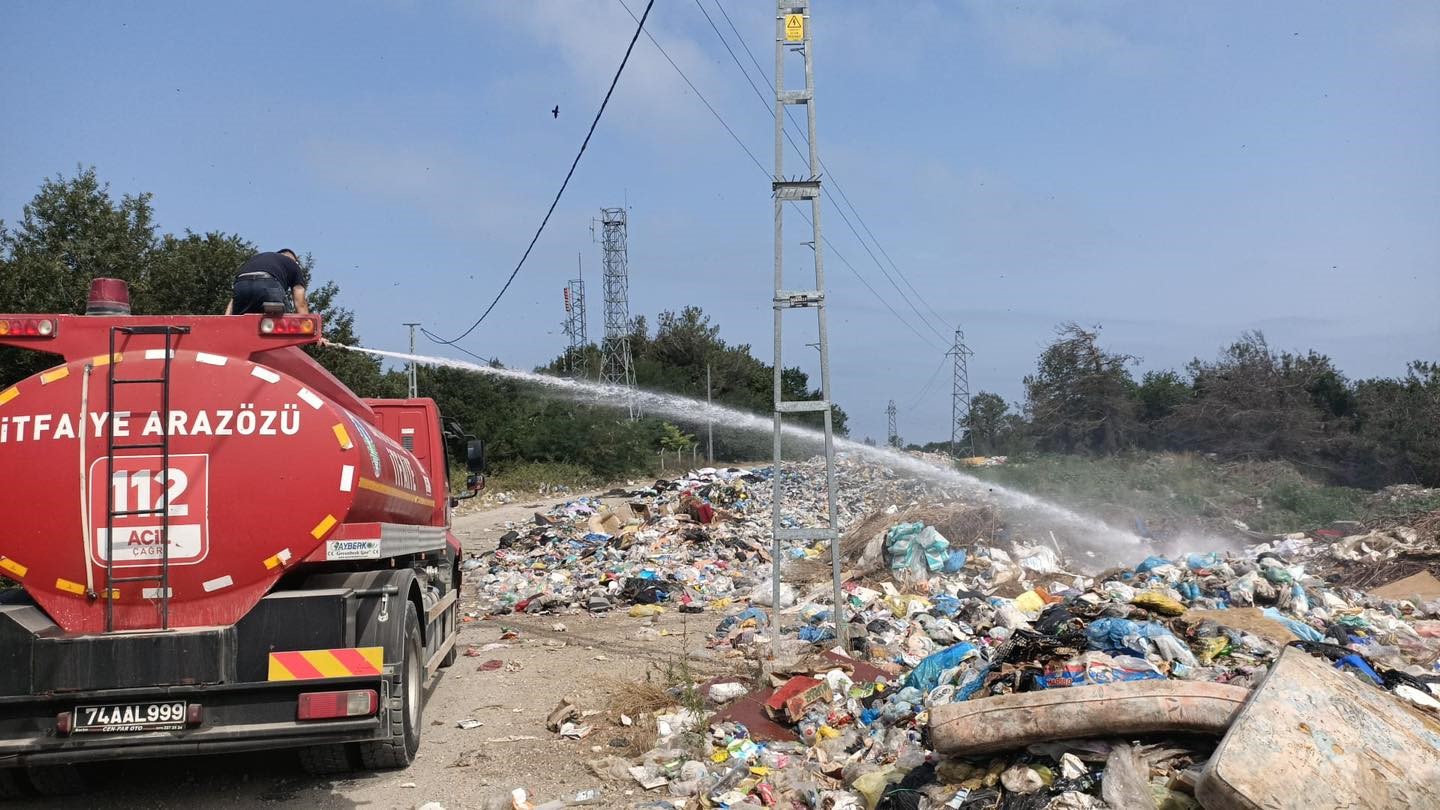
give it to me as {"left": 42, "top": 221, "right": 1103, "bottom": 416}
{"left": 236, "top": 252, "right": 303, "bottom": 290}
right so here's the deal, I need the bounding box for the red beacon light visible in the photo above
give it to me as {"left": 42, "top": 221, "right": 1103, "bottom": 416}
{"left": 259, "top": 315, "right": 318, "bottom": 336}
{"left": 86, "top": 278, "right": 132, "bottom": 315}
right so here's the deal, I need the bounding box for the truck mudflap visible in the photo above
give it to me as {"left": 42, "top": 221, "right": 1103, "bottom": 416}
{"left": 0, "top": 675, "right": 391, "bottom": 767}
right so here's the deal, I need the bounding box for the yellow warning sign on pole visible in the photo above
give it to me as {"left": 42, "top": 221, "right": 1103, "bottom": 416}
{"left": 784, "top": 13, "right": 805, "bottom": 42}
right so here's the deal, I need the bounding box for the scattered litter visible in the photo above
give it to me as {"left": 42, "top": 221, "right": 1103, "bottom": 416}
{"left": 456, "top": 455, "right": 1440, "bottom": 810}
{"left": 456, "top": 719, "right": 483, "bottom": 730}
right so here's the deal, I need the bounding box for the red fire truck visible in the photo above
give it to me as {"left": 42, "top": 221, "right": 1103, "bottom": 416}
{"left": 0, "top": 280, "right": 479, "bottom": 796}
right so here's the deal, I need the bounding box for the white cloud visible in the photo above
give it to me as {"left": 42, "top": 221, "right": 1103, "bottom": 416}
{"left": 962, "top": 0, "right": 1152, "bottom": 71}
{"left": 301, "top": 138, "right": 537, "bottom": 241}
{"left": 451, "top": 0, "right": 743, "bottom": 140}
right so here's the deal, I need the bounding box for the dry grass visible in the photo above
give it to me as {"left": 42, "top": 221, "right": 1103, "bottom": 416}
{"left": 788, "top": 501, "right": 997, "bottom": 583}
{"left": 599, "top": 678, "right": 673, "bottom": 757}
{"left": 601, "top": 677, "right": 676, "bottom": 718}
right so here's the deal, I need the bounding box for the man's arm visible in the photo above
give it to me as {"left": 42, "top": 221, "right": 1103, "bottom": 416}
{"left": 224, "top": 299, "right": 234, "bottom": 315}
{"left": 292, "top": 286, "right": 310, "bottom": 315}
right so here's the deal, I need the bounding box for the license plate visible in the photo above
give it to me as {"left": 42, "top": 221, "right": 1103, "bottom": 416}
{"left": 73, "top": 701, "right": 187, "bottom": 733}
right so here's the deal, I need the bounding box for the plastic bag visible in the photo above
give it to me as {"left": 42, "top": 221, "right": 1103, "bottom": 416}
{"left": 1132, "top": 591, "right": 1187, "bottom": 616}
{"left": 904, "top": 642, "right": 978, "bottom": 693}
{"left": 886, "top": 523, "right": 950, "bottom": 578}
{"left": 1262, "top": 606, "right": 1324, "bottom": 642}
{"left": 1086, "top": 617, "right": 1197, "bottom": 665}
{"left": 943, "top": 549, "right": 968, "bottom": 574}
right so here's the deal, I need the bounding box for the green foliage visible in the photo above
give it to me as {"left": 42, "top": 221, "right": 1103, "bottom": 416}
{"left": 486, "top": 462, "right": 603, "bottom": 492}
{"left": 1023, "top": 323, "right": 1138, "bottom": 454}
{"left": 0, "top": 167, "right": 377, "bottom": 395}
{"left": 544, "top": 305, "right": 847, "bottom": 462}
{"left": 992, "top": 324, "right": 1439, "bottom": 489}
{"left": 971, "top": 453, "right": 1373, "bottom": 534}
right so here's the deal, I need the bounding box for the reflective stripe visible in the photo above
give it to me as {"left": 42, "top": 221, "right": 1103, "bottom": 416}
{"left": 267, "top": 647, "right": 383, "bottom": 681}
{"left": 311, "top": 514, "right": 338, "bottom": 540}
{"left": 55, "top": 578, "right": 85, "bottom": 595}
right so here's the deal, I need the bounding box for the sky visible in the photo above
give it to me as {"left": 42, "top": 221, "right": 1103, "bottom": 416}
{"left": 2, "top": 0, "right": 1437, "bottom": 444}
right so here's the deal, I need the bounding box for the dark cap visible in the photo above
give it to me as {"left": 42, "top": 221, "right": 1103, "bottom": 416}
{"left": 277, "top": 248, "right": 297, "bottom": 258}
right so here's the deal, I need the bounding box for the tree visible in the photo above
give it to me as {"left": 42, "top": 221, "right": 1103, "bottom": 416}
{"left": 1165, "top": 332, "right": 1344, "bottom": 473}
{"left": 1352, "top": 361, "right": 1440, "bottom": 487}
{"left": 1134, "top": 370, "right": 1190, "bottom": 447}
{"left": 964, "top": 392, "right": 1013, "bottom": 455}
{"left": 1024, "top": 323, "right": 1138, "bottom": 454}
{"left": 1, "top": 168, "right": 378, "bottom": 398}
{"left": 0, "top": 167, "right": 156, "bottom": 384}
{"left": 134, "top": 230, "right": 253, "bottom": 315}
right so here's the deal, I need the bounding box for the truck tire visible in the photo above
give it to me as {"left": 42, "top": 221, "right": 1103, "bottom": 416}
{"left": 0, "top": 767, "right": 25, "bottom": 799}
{"left": 357, "top": 600, "right": 423, "bottom": 770}
{"left": 297, "top": 743, "right": 356, "bottom": 775}
{"left": 25, "top": 764, "right": 84, "bottom": 796}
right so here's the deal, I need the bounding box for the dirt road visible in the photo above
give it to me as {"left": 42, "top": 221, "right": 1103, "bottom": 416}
{"left": 11, "top": 493, "right": 731, "bottom": 809}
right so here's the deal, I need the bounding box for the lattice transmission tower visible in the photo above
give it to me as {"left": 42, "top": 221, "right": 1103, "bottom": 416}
{"left": 948, "top": 327, "right": 975, "bottom": 456}
{"left": 598, "top": 207, "right": 637, "bottom": 418}
{"left": 561, "top": 254, "right": 588, "bottom": 376}
{"left": 886, "top": 399, "right": 898, "bottom": 448}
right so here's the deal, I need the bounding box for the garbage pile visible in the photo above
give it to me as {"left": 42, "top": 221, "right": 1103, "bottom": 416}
{"left": 469, "top": 458, "right": 940, "bottom": 619}
{"left": 465, "top": 455, "right": 1440, "bottom": 809}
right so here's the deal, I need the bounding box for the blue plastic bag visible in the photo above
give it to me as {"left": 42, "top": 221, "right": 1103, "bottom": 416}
{"left": 886, "top": 523, "right": 949, "bottom": 574}
{"left": 904, "top": 642, "right": 977, "bottom": 693}
{"left": 1135, "top": 556, "right": 1171, "bottom": 574}
{"left": 798, "top": 626, "right": 834, "bottom": 643}
{"left": 943, "top": 549, "right": 968, "bottom": 573}
{"left": 931, "top": 594, "right": 961, "bottom": 617}
{"left": 1262, "top": 607, "right": 1323, "bottom": 642}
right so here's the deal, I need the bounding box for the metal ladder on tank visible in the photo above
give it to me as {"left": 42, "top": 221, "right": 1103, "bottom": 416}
{"left": 102, "top": 325, "right": 190, "bottom": 632}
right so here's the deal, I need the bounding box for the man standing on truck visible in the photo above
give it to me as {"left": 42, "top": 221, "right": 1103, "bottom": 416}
{"left": 225, "top": 248, "right": 310, "bottom": 315}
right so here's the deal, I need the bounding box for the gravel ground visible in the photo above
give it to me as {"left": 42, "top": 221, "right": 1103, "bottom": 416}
{"left": 10, "top": 492, "right": 733, "bottom": 809}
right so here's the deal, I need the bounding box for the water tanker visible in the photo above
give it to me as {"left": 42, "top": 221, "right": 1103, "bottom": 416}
{"left": 0, "top": 282, "right": 481, "bottom": 795}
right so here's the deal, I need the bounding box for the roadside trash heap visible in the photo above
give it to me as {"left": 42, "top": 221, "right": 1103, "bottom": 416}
{"left": 469, "top": 459, "right": 938, "bottom": 620}
{"left": 465, "top": 456, "right": 1440, "bottom": 809}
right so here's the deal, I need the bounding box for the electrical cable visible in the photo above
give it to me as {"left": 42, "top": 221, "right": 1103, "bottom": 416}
{"left": 424, "top": 0, "right": 656, "bottom": 348}
{"left": 709, "top": 0, "right": 955, "bottom": 340}
{"left": 617, "top": 0, "right": 943, "bottom": 351}
{"left": 906, "top": 353, "right": 950, "bottom": 412}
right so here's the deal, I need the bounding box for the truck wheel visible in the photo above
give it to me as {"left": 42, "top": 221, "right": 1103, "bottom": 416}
{"left": 297, "top": 743, "right": 356, "bottom": 775}
{"left": 0, "top": 768, "right": 26, "bottom": 799}
{"left": 25, "top": 764, "right": 84, "bottom": 796}
{"left": 357, "top": 600, "right": 423, "bottom": 770}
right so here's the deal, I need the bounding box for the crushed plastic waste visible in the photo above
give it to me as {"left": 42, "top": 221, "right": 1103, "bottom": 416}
{"left": 459, "top": 454, "right": 1440, "bottom": 809}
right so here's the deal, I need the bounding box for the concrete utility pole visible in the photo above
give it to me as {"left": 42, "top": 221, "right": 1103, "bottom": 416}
{"left": 402, "top": 322, "right": 420, "bottom": 398}
{"left": 887, "top": 399, "right": 898, "bottom": 448}
{"left": 599, "top": 208, "right": 638, "bottom": 418}
{"left": 947, "top": 327, "right": 976, "bottom": 456}
{"left": 769, "top": 0, "right": 845, "bottom": 654}
{"left": 706, "top": 363, "right": 715, "bottom": 464}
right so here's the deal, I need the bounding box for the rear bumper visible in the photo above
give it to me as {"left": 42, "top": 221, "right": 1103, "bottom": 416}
{"left": 0, "top": 677, "right": 389, "bottom": 766}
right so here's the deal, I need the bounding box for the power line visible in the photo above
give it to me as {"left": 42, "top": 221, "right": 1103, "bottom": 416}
{"left": 707, "top": 0, "right": 954, "bottom": 342}
{"left": 906, "top": 352, "right": 950, "bottom": 412}
{"left": 424, "top": 0, "right": 657, "bottom": 348}
{"left": 616, "top": 0, "right": 767, "bottom": 175}
{"left": 617, "top": 0, "right": 944, "bottom": 352}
